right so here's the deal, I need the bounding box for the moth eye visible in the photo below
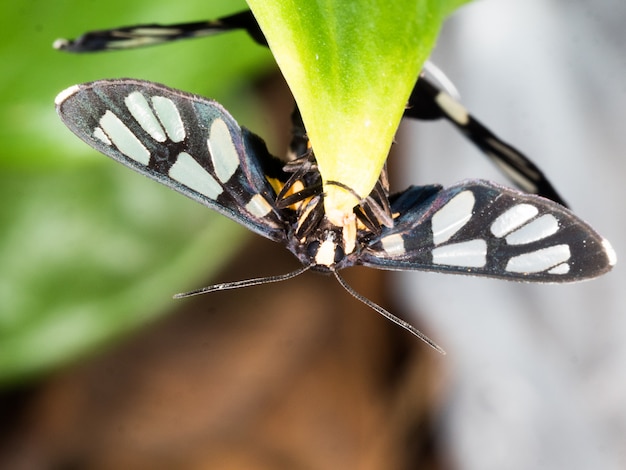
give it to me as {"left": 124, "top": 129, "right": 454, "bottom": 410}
{"left": 334, "top": 244, "right": 345, "bottom": 264}
{"left": 306, "top": 240, "right": 320, "bottom": 258}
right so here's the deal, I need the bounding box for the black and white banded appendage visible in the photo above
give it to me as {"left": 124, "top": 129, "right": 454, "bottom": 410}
{"left": 53, "top": 11, "right": 265, "bottom": 52}
{"left": 406, "top": 78, "right": 567, "bottom": 206}
{"left": 362, "top": 181, "right": 616, "bottom": 282}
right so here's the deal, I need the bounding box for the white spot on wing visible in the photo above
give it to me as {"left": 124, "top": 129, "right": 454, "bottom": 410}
{"left": 93, "top": 127, "right": 111, "bottom": 146}
{"left": 151, "top": 96, "right": 185, "bottom": 142}
{"left": 432, "top": 190, "right": 475, "bottom": 245}
{"left": 52, "top": 38, "right": 70, "bottom": 50}
{"left": 245, "top": 194, "right": 273, "bottom": 217}
{"left": 381, "top": 233, "right": 405, "bottom": 256}
{"left": 432, "top": 239, "right": 487, "bottom": 267}
{"left": 602, "top": 238, "right": 617, "bottom": 266}
{"left": 169, "top": 152, "right": 222, "bottom": 199}
{"left": 505, "top": 244, "right": 570, "bottom": 273}
{"left": 505, "top": 214, "right": 559, "bottom": 245}
{"left": 134, "top": 27, "right": 182, "bottom": 36}
{"left": 99, "top": 110, "right": 150, "bottom": 165}
{"left": 435, "top": 92, "right": 469, "bottom": 125}
{"left": 548, "top": 263, "right": 570, "bottom": 275}
{"left": 490, "top": 204, "right": 539, "bottom": 237}
{"left": 208, "top": 118, "right": 239, "bottom": 183}
{"left": 125, "top": 91, "right": 166, "bottom": 142}
{"left": 55, "top": 84, "right": 80, "bottom": 106}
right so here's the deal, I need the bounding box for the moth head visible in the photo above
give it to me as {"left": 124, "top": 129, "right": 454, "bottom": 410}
{"left": 304, "top": 229, "right": 346, "bottom": 272}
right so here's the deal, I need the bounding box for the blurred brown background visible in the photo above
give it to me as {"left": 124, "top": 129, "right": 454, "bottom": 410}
{"left": 0, "top": 239, "right": 445, "bottom": 469}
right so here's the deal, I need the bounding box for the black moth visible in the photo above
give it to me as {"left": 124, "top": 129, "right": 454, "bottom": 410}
{"left": 55, "top": 79, "right": 615, "bottom": 352}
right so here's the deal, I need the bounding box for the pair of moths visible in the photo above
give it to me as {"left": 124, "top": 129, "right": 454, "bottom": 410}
{"left": 55, "top": 80, "right": 615, "bottom": 350}
{"left": 55, "top": 12, "right": 615, "bottom": 349}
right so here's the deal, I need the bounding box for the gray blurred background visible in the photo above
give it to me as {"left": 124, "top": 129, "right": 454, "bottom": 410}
{"left": 398, "top": 0, "right": 625, "bottom": 468}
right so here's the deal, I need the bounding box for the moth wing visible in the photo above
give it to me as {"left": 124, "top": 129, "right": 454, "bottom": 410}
{"left": 360, "top": 180, "right": 615, "bottom": 282}
{"left": 56, "top": 79, "right": 286, "bottom": 242}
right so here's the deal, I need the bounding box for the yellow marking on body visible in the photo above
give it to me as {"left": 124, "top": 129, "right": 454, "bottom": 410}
{"left": 269, "top": 177, "right": 311, "bottom": 211}
{"left": 342, "top": 215, "right": 357, "bottom": 254}
{"left": 266, "top": 176, "right": 284, "bottom": 195}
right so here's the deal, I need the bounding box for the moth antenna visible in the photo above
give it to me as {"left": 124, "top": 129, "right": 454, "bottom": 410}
{"left": 333, "top": 271, "right": 446, "bottom": 355}
{"left": 174, "top": 265, "right": 311, "bottom": 298}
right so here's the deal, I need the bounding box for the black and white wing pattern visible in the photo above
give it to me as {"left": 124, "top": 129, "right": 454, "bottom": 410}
{"left": 55, "top": 79, "right": 287, "bottom": 242}
{"left": 54, "top": 10, "right": 265, "bottom": 52}
{"left": 361, "top": 180, "right": 616, "bottom": 282}
{"left": 405, "top": 77, "right": 567, "bottom": 206}
{"left": 55, "top": 79, "right": 616, "bottom": 347}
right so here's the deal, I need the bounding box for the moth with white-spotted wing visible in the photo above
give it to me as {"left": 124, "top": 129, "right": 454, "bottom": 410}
{"left": 56, "top": 79, "right": 616, "bottom": 352}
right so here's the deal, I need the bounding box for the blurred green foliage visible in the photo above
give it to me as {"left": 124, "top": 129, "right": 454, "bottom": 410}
{"left": 0, "top": 0, "right": 274, "bottom": 384}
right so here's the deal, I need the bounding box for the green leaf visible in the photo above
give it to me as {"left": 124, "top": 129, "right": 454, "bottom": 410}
{"left": 247, "top": 0, "right": 470, "bottom": 220}
{"left": 0, "top": 0, "right": 273, "bottom": 384}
